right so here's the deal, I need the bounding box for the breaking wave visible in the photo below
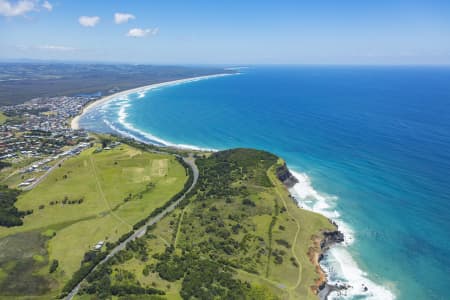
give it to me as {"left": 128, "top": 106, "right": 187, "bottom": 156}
{"left": 289, "top": 170, "right": 395, "bottom": 300}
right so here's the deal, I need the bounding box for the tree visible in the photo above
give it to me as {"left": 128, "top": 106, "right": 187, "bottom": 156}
{"left": 49, "top": 259, "right": 59, "bottom": 273}
{"left": 0, "top": 185, "right": 28, "bottom": 227}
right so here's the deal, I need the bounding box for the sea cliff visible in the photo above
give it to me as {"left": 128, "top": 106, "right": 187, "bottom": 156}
{"left": 276, "top": 162, "right": 345, "bottom": 299}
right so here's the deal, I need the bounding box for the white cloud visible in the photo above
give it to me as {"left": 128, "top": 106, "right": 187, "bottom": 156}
{"left": 37, "top": 45, "right": 75, "bottom": 51}
{"left": 15, "top": 44, "right": 76, "bottom": 52}
{"left": 78, "top": 15, "right": 100, "bottom": 27}
{"left": 0, "top": 0, "right": 52, "bottom": 17}
{"left": 114, "top": 12, "right": 135, "bottom": 24}
{"left": 41, "top": 0, "right": 51, "bottom": 11}
{"left": 0, "top": 0, "right": 36, "bottom": 17}
{"left": 126, "top": 27, "right": 158, "bottom": 38}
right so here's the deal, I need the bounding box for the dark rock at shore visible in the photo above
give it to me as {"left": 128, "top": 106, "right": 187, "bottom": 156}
{"left": 321, "top": 230, "right": 344, "bottom": 250}
{"left": 317, "top": 230, "right": 345, "bottom": 299}
{"left": 318, "top": 283, "right": 337, "bottom": 300}
{"left": 318, "top": 253, "right": 325, "bottom": 262}
{"left": 276, "top": 162, "right": 346, "bottom": 299}
{"left": 319, "top": 282, "right": 351, "bottom": 300}
{"left": 276, "top": 163, "right": 299, "bottom": 188}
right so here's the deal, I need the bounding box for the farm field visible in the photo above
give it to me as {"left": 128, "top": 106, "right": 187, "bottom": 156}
{"left": 0, "top": 143, "right": 188, "bottom": 299}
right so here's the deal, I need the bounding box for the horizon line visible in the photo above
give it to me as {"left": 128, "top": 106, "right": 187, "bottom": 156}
{"left": 1, "top": 58, "right": 450, "bottom": 68}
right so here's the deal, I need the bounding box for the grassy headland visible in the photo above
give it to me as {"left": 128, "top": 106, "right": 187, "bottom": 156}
{"left": 0, "top": 141, "right": 188, "bottom": 298}
{"left": 75, "top": 148, "right": 336, "bottom": 300}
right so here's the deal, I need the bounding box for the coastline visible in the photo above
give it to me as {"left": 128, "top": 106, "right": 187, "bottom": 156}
{"left": 70, "top": 73, "right": 234, "bottom": 130}
{"left": 278, "top": 165, "right": 345, "bottom": 299}
{"left": 69, "top": 71, "right": 345, "bottom": 299}
{"left": 289, "top": 170, "right": 395, "bottom": 300}
{"left": 69, "top": 71, "right": 395, "bottom": 300}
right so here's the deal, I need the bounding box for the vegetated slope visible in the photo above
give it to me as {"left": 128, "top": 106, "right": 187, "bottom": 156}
{"left": 0, "top": 142, "right": 188, "bottom": 299}
{"left": 77, "top": 148, "right": 336, "bottom": 300}
{"left": 0, "top": 112, "right": 8, "bottom": 124}
{"left": 0, "top": 185, "right": 30, "bottom": 227}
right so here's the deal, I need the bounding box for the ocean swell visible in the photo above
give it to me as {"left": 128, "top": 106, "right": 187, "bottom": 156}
{"left": 111, "top": 95, "right": 218, "bottom": 151}
{"left": 83, "top": 74, "right": 230, "bottom": 151}
{"left": 289, "top": 170, "right": 395, "bottom": 300}
{"left": 78, "top": 72, "right": 396, "bottom": 300}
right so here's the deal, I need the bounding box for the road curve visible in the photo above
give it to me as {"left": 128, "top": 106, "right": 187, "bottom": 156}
{"left": 65, "top": 154, "right": 198, "bottom": 300}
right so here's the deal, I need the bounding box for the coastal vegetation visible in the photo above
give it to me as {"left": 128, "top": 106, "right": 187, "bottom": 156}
{"left": 0, "top": 140, "right": 188, "bottom": 298}
{"left": 0, "top": 185, "right": 32, "bottom": 227}
{"left": 0, "top": 130, "right": 336, "bottom": 299}
{"left": 0, "top": 111, "right": 7, "bottom": 124}
{"left": 75, "top": 148, "right": 336, "bottom": 300}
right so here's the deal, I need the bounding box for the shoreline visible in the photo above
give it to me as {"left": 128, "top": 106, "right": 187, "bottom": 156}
{"left": 289, "top": 170, "right": 395, "bottom": 300}
{"left": 69, "top": 71, "right": 392, "bottom": 299}
{"left": 280, "top": 167, "right": 345, "bottom": 299}
{"left": 70, "top": 71, "right": 344, "bottom": 299}
{"left": 70, "top": 72, "right": 234, "bottom": 130}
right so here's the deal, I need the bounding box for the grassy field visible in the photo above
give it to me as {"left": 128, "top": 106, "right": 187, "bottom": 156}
{"left": 1, "top": 161, "right": 55, "bottom": 188}
{"left": 79, "top": 149, "right": 335, "bottom": 300}
{"left": 266, "top": 160, "right": 335, "bottom": 298}
{"left": 0, "top": 112, "right": 7, "bottom": 124}
{"left": 0, "top": 143, "right": 188, "bottom": 298}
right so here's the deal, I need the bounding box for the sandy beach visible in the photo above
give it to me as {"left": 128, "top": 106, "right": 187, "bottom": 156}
{"left": 71, "top": 73, "right": 232, "bottom": 130}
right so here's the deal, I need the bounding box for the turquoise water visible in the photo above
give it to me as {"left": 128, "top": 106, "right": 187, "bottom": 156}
{"left": 79, "top": 66, "right": 450, "bottom": 299}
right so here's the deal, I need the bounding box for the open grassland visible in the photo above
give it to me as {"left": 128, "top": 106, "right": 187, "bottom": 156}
{"left": 267, "top": 161, "right": 335, "bottom": 298}
{"left": 0, "top": 143, "right": 187, "bottom": 298}
{"left": 0, "top": 112, "right": 7, "bottom": 124}
{"left": 3, "top": 166, "right": 46, "bottom": 188}
{"left": 79, "top": 148, "right": 335, "bottom": 300}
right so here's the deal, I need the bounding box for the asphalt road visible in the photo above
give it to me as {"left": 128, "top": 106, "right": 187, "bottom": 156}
{"left": 22, "top": 157, "right": 67, "bottom": 191}
{"left": 65, "top": 154, "right": 198, "bottom": 300}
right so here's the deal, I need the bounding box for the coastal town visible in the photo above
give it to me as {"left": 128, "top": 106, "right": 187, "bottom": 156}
{"left": 0, "top": 94, "right": 96, "bottom": 188}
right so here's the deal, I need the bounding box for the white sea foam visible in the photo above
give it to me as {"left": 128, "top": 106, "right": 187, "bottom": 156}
{"left": 82, "top": 71, "right": 396, "bottom": 299}
{"left": 289, "top": 171, "right": 337, "bottom": 218}
{"left": 117, "top": 103, "right": 130, "bottom": 124}
{"left": 324, "top": 247, "right": 396, "bottom": 300}
{"left": 137, "top": 91, "right": 147, "bottom": 99}
{"left": 126, "top": 73, "right": 236, "bottom": 101}
{"left": 73, "top": 73, "right": 235, "bottom": 130}
{"left": 113, "top": 99, "right": 218, "bottom": 152}
{"left": 103, "top": 119, "right": 149, "bottom": 144}
{"left": 289, "top": 170, "right": 395, "bottom": 300}
{"left": 96, "top": 73, "right": 234, "bottom": 151}
{"left": 85, "top": 73, "right": 232, "bottom": 151}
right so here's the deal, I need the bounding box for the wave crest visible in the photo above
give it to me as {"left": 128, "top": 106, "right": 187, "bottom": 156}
{"left": 289, "top": 170, "right": 395, "bottom": 300}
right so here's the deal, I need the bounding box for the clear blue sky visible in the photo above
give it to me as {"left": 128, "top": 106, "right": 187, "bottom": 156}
{"left": 1, "top": 0, "right": 449, "bottom": 64}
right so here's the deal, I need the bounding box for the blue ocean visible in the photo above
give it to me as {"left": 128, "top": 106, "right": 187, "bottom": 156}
{"left": 79, "top": 66, "right": 450, "bottom": 300}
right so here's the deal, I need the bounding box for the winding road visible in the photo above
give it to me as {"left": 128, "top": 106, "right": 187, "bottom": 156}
{"left": 65, "top": 154, "right": 199, "bottom": 300}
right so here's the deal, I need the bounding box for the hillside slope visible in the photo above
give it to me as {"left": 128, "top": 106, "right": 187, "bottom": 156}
{"left": 0, "top": 142, "right": 188, "bottom": 299}
{"left": 77, "top": 148, "right": 337, "bottom": 300}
